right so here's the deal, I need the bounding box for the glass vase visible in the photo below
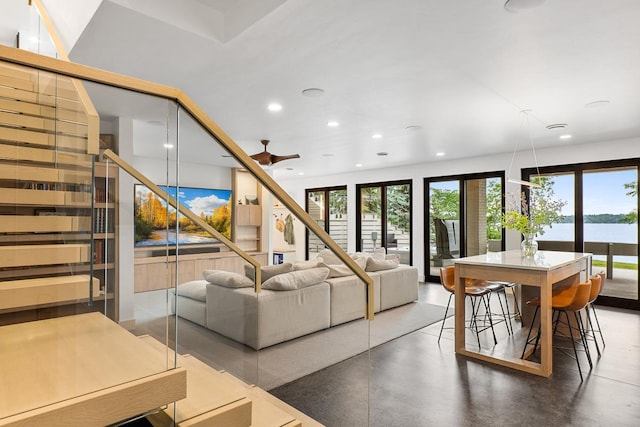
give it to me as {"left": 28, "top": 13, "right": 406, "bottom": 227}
{"left": 521, "top": 234, "right": 538, "bottom": 257}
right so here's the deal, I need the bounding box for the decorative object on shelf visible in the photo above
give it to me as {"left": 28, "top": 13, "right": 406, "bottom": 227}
{"left": 502, "top": 178, "right": 566, "bottom": 257}
{"left": 249, "top": 139, "right": 300, "bottom": 166}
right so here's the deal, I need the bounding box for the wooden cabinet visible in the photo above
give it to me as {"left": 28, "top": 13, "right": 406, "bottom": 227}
{"left": 232, "top": 169, "right": 262, "bottom": 252}
{"left": 134, "top": 252, "right": 268, "bottom": 292}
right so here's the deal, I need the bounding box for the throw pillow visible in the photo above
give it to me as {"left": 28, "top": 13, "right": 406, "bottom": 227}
{"left": 293, "top": 259, "right": 323, "bottom": 271}
{"left": 262, "top": 267, "right": 330, "bottom": 291}
{"left": 320, "top": 256, "right": 367, "bottom": 278}
{"left": 365, "top": 257, "right": 399, "bottom": 272}
{"left": 317, "top": 248, "right": 342, "bottom": 265}
{"left": 202, "top": 270, "right": 254, "bottom": 288}
{"left": 244, "top": 262, "right": 293, "bottom": 282}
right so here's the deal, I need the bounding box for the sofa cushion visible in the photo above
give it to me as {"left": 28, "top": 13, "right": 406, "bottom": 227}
{"left": 245, "top": 262, "right": 293, "bottom": 282}
{"left": 320, "top": 256, "right": 367, "bottom": 278}
{"left": 365, "top": 256, "right": 399, "bottom": 272}
{"left": 175, "top": 279, "right": 208, "bottom": 302}
{"left": 203, "top": 270, "right": 254, "bottom": 288}
{"left": 293, "top": 259, "right": 323, "bottom": 271}
{"left": 262, "top": 267, "right": 330, "bottom": 291}
{"left": 317, "top": 249, "right": 342, "bottom": 265}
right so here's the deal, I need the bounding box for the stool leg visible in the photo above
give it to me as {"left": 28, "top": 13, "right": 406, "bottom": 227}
{"left": 584, "top": 305, "right": 601, "bottom": 357}
{"left": 590, "top": 303, "right": 606, "bottom": 348}
{"left": 438, "top": 293, "right": 453, "bottom": 343}
{"left": 521, "top": 306, "right": 539, "bottom": 359}
{"left": 482, "top": 294, "right": 498, "bottom": 345}
{"left": 576, "top": 311, "right": 593, "bottom": 369}
{"left": 564, "top": 310, "right": 583, "bottom": 381}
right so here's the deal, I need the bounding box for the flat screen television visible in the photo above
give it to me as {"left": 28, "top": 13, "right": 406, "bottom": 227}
{"left": 134, "top": 184, "right": 232, "bottom": 247}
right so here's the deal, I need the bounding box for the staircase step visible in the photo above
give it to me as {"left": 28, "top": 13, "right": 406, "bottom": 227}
{"left": 0, "top": 274, "right": 99, "bottom": 310}
{"left": 138, "top": 336, "right": 319, "bottom": 426}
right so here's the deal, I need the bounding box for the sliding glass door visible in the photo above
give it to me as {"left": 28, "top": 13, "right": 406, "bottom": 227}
{"left": 425, "top": 173, "right": 504, "bottom": 282}
{"left": 356, "top": 180, "right": 412, "bottom": 264}
{"left": 306, "top": 186, "right": 347, "bottom": 259}
{"left": 525, "top": 160, "right": 639, "bottom": 310}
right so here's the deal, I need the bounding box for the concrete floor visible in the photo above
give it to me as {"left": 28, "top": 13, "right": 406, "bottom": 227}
{"left": 270, "top": 282, "right": 640, "bottom": 427}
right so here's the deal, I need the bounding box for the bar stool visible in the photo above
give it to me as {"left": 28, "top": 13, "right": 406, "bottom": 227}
{"left": 585, "top": 272, "right": 605, "bottom": 356}
{"left": 521, "top": 280, "right": 593, "bottom": 381}
{"left": 438, "top": 266, "right": 506, "bottom": 348}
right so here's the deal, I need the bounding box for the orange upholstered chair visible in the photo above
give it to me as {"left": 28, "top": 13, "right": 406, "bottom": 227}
{"left": 521, "top": 280, "right": 593, "bottom": 380}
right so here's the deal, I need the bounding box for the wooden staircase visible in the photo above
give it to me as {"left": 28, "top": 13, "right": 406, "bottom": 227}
{"left": 0, "top": 60, "right": 102, "bottom": 321}
{"left": 139, "top": 335, "right": 322, "bottom": 427}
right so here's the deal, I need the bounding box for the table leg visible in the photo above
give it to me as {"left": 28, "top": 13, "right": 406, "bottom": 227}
{"left": 454, "top": 267, "right": 466, "bottom": 352}
{"left": 539, "top": 279, "right": 553, "bottom": 376}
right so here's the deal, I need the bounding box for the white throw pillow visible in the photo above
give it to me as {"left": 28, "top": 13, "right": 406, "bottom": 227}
{"left": 262, "top": 267, "right": 330, "bottom": 291}
{"left": 317, "top": 249, "right": 342, "bottom": 265}
{"left": 244, "top": 262, "right": 293, "bottom": 282}
{"left": 365, "top": 257, "right": 399, "bottom": 272}
{"left": 320, "top": 256, "right": 367, "bottom": 278}
{"left": 203, "top": 270, "right": 254, "bottom": 288}
{"left": 293, "top": 259, "right": 323, "bottom": 271}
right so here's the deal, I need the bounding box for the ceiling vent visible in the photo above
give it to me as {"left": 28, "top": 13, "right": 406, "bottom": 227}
{"left": 504, "top": 0, "right": 546, "bottom": 13}
{"left": 545, "top": 123, "right": 568, "bottom": 130}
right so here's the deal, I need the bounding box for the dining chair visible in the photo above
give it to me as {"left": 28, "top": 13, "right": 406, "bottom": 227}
{"left": 521, "top": 280, "right": 593, "bottom": 381}
{"left": 438, "top": 266, "right": 507, "bottom": 348}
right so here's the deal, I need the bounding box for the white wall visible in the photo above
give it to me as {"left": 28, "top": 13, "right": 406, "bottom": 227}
{"left": 278, "top": 137, "right": 640, "bottom": 282}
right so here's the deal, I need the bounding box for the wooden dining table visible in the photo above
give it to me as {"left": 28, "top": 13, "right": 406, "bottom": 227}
{"left": 454, "top": 250, "right": 591, "bottom": 377}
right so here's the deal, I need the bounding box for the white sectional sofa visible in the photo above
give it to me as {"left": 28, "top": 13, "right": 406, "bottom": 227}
{"left": 172, "top": 251, "right": 419, "bottom": 350}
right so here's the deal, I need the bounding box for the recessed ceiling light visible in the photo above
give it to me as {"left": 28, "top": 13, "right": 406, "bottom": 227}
{"left": 355, "top": 163, "right": 363, "bottom": 167}
{"left": 405, "top": 125, "right": 422, "bottom": 132}
{"left": 163, "top": 143, "right": 174, "bottom": 149}
{"left": 298, "top": 172, "right": 305, "bottom": 176}
{"left": 559, "top": 134, "right": 572, "bottom": 140}
{"left": 585, "top": 100, "right": 610, "bottom": 108}
{"left": 436, "top": 152, "right": 445, "bottom": 157}
{"left": 376, "top": 152, "right": 388, "bottom": 156}
{"left": 372, "top": 133, "right": 383, "bottom": 139}
{"left": 504, "top": 0, "right": 546, "bottom": 13}
{"left": 321, "top": 153, "right": 335, "bottom": 157}
{"left": 267, "top": 103, "right": 282, "bottom": 112}
{"left": 221, "top": 154, "right": 232, "bottom": 158}
{"left": 302, "top": 88, "right": 325, "bottom": 97}
{"left": 327, "top": 121, "right": 339, "bottom": 127}
{"left": 286, "top": 167, "right": 294, "bottom": 171}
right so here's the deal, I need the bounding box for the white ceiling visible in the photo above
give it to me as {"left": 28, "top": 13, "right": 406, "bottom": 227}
{"left": 4, "top": 0, "right": 640, "bottom": 178}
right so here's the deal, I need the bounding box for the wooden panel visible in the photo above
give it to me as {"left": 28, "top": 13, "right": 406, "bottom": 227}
{"left": 0, "top": 98, "right": 56, "bottom": 119}
{"left": 0, "top": 188, "right": 90, "bottom": 207}
{"left": 0, "top": 73, "right": 34, "bottom": 91}
{"left": 0, "top": 62, "right": 37, "bottom": 82}
{"left": 236, "top": 205, "right": 261, "bottom": 226}
{"left": 0, "top": 142, "right": 92, "bottom": 166}
{"left": 0, "top": 111, "right": 87, "bottom": 138}
{"left": 0, "top": 164, "right": 91, "bottom": 184}
{"left": 0, "top": 215, "right": 90, "bottom": 233}
{"left": 134, "top": 252, "right": 267, "bottom": 293}
{"left": 0, "top": 275, "right": 99, "bottom": 310}
{"left": 0, "top": 243, "right": 90, "bottom": 268}
{"left": 0, "top": 313, "right": 186, "bottom": 426}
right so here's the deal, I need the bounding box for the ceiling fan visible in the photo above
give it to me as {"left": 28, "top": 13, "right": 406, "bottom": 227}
{"left": 249, "top": 139, "right": 300, "bottom": 166}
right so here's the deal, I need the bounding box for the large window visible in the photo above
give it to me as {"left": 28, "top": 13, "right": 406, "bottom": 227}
{"left": 305, "top": 186, "right": 347, "bottom": 259}
{"left": 356, "top": 180, "right": 412, "bottom": 265}
{"left": 525, "top": 160, "right": 639, "bottom": 310}
{"left": 425, "top": 172, "right": 504, "bottom": 282}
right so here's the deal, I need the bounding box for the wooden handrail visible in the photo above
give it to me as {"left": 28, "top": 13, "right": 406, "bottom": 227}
{"left": 101, "top": 149, "right": 262, "bottom": 291}
{"left": 0, "top": 45, "right": 375, "bottom": 319}
{"left": 30, "top": 0, "right": 100, "bottom": 154}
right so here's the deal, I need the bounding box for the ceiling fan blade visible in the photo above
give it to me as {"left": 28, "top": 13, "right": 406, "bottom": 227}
{"left": 270, "top": 154, "right": 300, "bottom": 164}
{"left": 250, "top": 151, "right": 272, "bottom": 165}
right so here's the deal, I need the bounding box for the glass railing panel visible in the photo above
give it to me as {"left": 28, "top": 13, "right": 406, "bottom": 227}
{"left": 19, "top": 1, "right": 58, "bottom": 58}
{"left": 0, "top": 60, "right": 187, "bottom": 425}
{"left": 259, "top": 186, "right": 372, "bottom": 425}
